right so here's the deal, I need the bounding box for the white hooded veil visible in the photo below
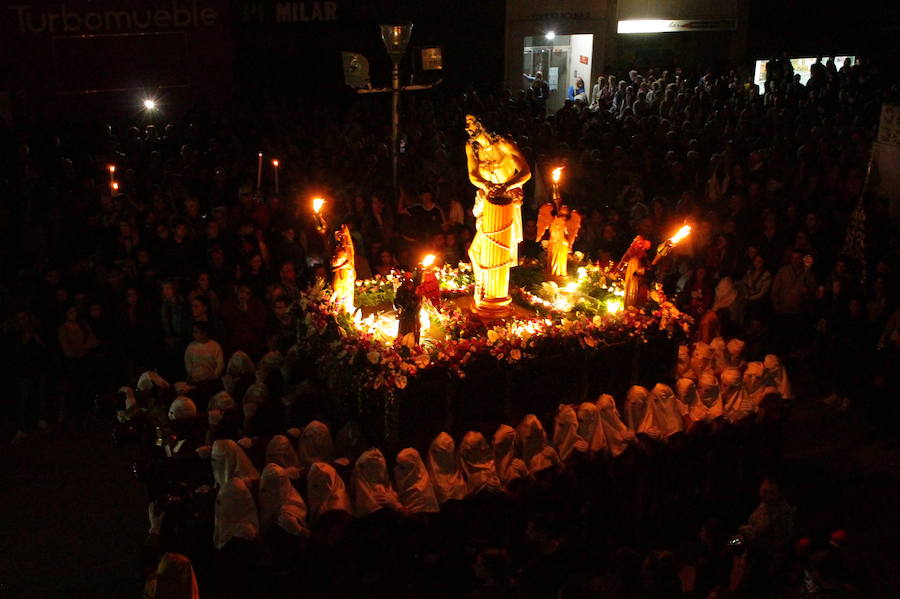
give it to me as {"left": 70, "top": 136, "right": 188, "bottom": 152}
{"left": 214, "top": 477, "right": 260, "bottom": 550}
{"left": 596, "top": 394, "right": 635, "bottom": 457}
{"left": 426, "top": 432, "right": 467, "bottom": 503}
{"left": 393, "top": 448, "right": 440, "bottom": 513}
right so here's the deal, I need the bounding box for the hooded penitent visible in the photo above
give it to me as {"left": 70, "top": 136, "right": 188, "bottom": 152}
{"left": 492, "top": 425, "right": 528, "bottom": 486}
{"left": 256, "top": 351, "right": 284, "bottom": 384}
{"left": 517, "top": 414, "right": 561, "bottom": 474}
{"left": 596, "top": 394, "right": 635, "bottom": 457}
{"left": 211, "top": 439, "right": 260, "bottom": 488}
{"left": 676, "top": 345, "right": 692, "bottom": 379}
{"left": 393, "top": 448, "right": 440, "bottom": 513}
{"left": 214, "top": 477, "right": 260, "bottom": 550}
{"left": 137, "top": 370, "right": 170, "bottom": 392}
{"left": 692, "top": 372, "right": 724, "bottom": 422}
{"left": 709, "top": 337, "right": 728, "bottom": 375}
{"left": 351, "top": 448, "right": 401, "bottom": 517}
{"left": 552, "top": 403, "right": 584, "bottom": 462}
{"left": 577, "top": 401, "right": 607, "bottom": 454}
{"left": 458, "top": 431, "right": 503, "bottom": 496}
{"left": 258, "top": 463, "right": 308, "bottom": 536}
{"left": 427, "top": 432, "right": 467, "bottom": 503}
{"left": 208, "top": 391, "right": 236, "bottom": 412}
{"left": 722, "top": 366, "right": 753, "bottom": 423}
{"left": 674, "top": 378, "right": 698, "bottom": 417}
{"left": 743, "top": 361, "right": 770, "bottom": 408}
{"left": 265, "top": 434, "right": 300, "bottom": 469}
{"left": 726, "top": 338, "right": 746, "bottom": 369}
{"left": 297, "top": 420, "right": 335, "bottom": 467}
{"left": 145, "top": 552, "right": 199, "bottom": 599}
{"left": 689, "top": 343, "right": 712, "bottom": 379}
{"left": 638, "top": 383, "right": 684, "bottom": 441}
{"left": 624, "top": 385, "right": 649, "bottom": 431}
{"left": 222, "top": 351, "right": 254, "bottom": 395}
{"left": 168, "top": 396, "right": 198, "bottom": 420}
{"left": 307, "top": 462, "right": 352, "bottom": 522}
{"left": 763, "top": 354, "right": 792, "bottom": 400}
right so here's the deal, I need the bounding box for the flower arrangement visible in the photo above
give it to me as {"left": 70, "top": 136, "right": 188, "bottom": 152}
{"left": 295, "top": 263, "right": 692, "bottom": 393}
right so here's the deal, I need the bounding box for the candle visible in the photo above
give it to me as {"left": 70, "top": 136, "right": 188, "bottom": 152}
{"left": 668, "top": 225, "right": 692, "bottom": 245}
{"left": 111, "top": 181, "right": 119, "bottom": 192}
{"left": 256, "top": 153, "right": 263, "bottom": 191}
{"left": 312, "top": 197, "right": 325, "bottom": 214}
{"left": 551, "top": 166, "right": 564, "bottom": 203}
{"left": 421, "top": 254, "right": 436, "bottom": 268}
{"left": 108, "top": 165, "right": 116, "bottom": 183}
{"left": 312, "top": 198, "right": 327, "bottom": 234}
{"left": 272, "top": 159, "right": 280, "bottom": 194}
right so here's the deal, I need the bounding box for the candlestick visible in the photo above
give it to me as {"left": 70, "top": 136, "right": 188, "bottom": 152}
{"left": 312, "top": 198, "right": 327, "bottom": 234}
{"left": 256, "top": 153, "right": 263, "bottom": 191}
{"left": 272, "top": 159, "right": 280, "bottom": 194}
{"left": 551, "top": 166, "right": 564, "bottom": 206}
{"left": 108, "top": 165, "right": 116, "bottom": 184}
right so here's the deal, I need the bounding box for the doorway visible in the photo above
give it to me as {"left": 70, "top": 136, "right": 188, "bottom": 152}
{"left": 523, "top": 34, "right": 593, "bottom": 113}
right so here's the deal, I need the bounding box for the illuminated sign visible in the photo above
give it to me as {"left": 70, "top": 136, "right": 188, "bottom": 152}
{"left": 617, "top": 19, "right": 736, "bottom": 34}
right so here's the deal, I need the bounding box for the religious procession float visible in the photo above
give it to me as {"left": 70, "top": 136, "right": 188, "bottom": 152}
{"left": 296, "top": 116, "right": 693, "bottom": 447}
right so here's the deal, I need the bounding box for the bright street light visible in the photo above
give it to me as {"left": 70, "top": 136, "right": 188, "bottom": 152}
{"left": 143, "top": 98, "right": 157, "bottom": 110}
{"left": 545, "top": 31, "right": 555, "bottom": 40}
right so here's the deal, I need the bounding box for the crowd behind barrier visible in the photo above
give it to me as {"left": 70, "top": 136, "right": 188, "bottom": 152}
{"left": 4, "top": 56, "right": 899, "bottom": 597}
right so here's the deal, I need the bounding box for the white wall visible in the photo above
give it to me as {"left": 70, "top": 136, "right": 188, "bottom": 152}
{"left": 568, "top": 33, "right": 594, "bottom": 90}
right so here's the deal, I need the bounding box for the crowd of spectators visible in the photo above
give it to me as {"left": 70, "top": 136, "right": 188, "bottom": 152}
{"left": 2, "top": 54, "right": 898, "bottom": 597}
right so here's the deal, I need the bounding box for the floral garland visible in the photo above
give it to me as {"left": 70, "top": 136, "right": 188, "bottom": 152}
{"left": 296, "top": 263, "right": 692, "bottom": 393}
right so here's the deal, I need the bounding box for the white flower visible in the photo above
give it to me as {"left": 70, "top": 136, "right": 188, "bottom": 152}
{"left": 367, "top": 351, "right": 381, "bottom": 364}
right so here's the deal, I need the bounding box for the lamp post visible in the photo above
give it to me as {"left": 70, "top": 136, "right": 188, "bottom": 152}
{"left": 380, "top": 23, "right": 413, "bottom": 204}
{"left": 346, "top": 24, "right": 442, "bottom": 205}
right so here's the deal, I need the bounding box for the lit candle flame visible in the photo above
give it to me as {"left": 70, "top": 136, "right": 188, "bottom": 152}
{"left": 564, "top": 281, "right": 578, "bottom": 293}
{"left": 605, "top": 299, "right": 623, "bottom": 314}
{"left": 551, "top": 166, "right": 564, "bottom": 183}
{"left": 108, "top": 165, "right": 116, "bottom": 174}
{"left": 312, "top": 198, "right": 325, "bottom": 214}
{"left": 421, "top": 254, "right": 436, "bottom": 268}
{"left": 272, "top": 159, "right": 279, "bottom": 167}
{"left": 111, "top": 182, "right": 119, "bottom": 191}
{"left": 668, "top": 225, "right": 692, "bottom": 245}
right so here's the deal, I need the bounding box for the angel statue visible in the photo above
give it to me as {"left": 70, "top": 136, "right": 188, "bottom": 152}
{"left": 330, "top": 224, "right": 356, "bottom": 313}
{"left": 536, "top": 200, "right": 581, "bottom": 278}
{"left": 464, "top": 114, "right": 531, "bottom": 318}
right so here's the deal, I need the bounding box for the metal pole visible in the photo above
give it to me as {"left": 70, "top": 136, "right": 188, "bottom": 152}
{"left": 391, "top": 62, "right": 400, "bottom": 205}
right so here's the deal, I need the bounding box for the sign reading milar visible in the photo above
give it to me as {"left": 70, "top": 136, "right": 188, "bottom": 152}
{"left": 274, "top": 2, "right": 337, "bottom": 23}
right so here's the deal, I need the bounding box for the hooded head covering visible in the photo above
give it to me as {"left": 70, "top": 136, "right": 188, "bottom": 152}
{"left": 208, "top": 391, "right": 236, "bottom": 412}
{"left": 223, "top": 351, "right": 255, "bottom": 395}
{"left": 146, "top": 552, "right": 199, "bottom": 599}
{"left": 596, "top": 394, "right": 635, "bottom": 457}
{"left": 743, "top": 361, "right": 770, "bottom": 407}
{"left": 259, "top": 463, "right": 308, "bottom": 536}
{"left": 712, "top": 277, "right": 738, "bottom": 311}
{"left": 577, "top": 401, "right": 607, "bottom": 454}
{"left": 709, "top": 337, "right": 728, "bottom": 375}
{"left": 624, "top": 385, "right": 649, "bottom": 431}
{"left": 351, "top": 448, "right": 400, "bottom": 517}
{"left": 721, "top": 366, "right": 753, "bottom": 423}
{"left": 265, "top": 434, "right": 300, "bottom": 468}
{"left": 426, "top": 432, "right": 467, "bottom": 503}
{"left": 256, "top": 351, "right": 284, "bottom": 384}
{"left": 119, "top": 386, "right": 137, "bottom": 411}
{"left": 137, "top": 370, "right": 170, "bottom": 392}
{"left": 393, "top": 448, "right": 440, "bottom": 513}
{"left": 690, "top": 343, "right": 712, "bottom": 379}
{"left": 552, "top": 403, "right": 585, "bottom": 462}
{"left": 211, "top": 439, "right": 260, "bottom": 488}
{"left": 638, "top": 384, "right": 684, "bottom": 441}
{"left": 692, "top": 372, "right": 724, "bottom": 422}
{"left": 763, "top": 354, "right": 792, "bottom": 400}
{"left": 214, "top": 477, "right": 260, "bottom": 550}
{"left": 676, "top": 345, "right": 691, "bottom": 378}
{"left": 307, "top": 462, "right": 352, "bottom": 522}
{"left": 243, "top": 382, "right": 269, "bottom": 406}
{"left": 492, "top": 425, "right": 528, "bottom": 486}
{"left": 458, "top": 431, "right": 503, "bottom": 496}
{"left": 516, "top": 414, "right": 560, "bottom": 474}
{"left": 674, "top": 378, "right": 699, "bottom": 417}
{"left": 297, "top": 421, "right": 335, "bottom": 467}
{"left": 168, "top": 396, "right": 198, "bottom": 421}
{"left": 726, "top": 338, "right": 746, "bottom": 369}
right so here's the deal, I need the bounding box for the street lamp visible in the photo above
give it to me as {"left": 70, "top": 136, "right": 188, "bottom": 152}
{"left": 380, "top": 23, "right": 413, "bottom": 205}
{"left": 344, "top": 24, "right": 442, "bottom": 205}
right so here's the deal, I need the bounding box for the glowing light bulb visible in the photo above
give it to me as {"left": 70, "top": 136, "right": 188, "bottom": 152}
{"left": 143, "top": 99, "right": 156, "bottom": 110}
